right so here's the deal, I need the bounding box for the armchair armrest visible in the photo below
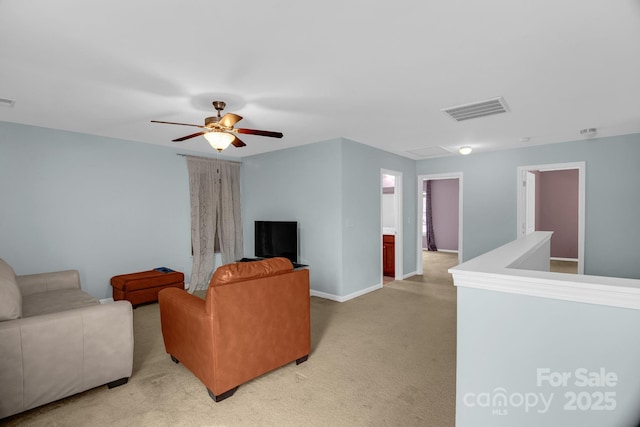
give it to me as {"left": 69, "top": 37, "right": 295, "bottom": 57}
{"left": 159, "top": 288, "right": 208, "bottom": 324}
{"left": 16, "top": 270, "right": 81, "bottom": 296}
{"left": 158, "top": 289, "right": 214, "bottom": 382}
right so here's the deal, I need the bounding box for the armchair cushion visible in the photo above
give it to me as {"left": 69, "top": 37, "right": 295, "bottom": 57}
{"left": 0, "top": 258, "right": 22, "bottom": 321}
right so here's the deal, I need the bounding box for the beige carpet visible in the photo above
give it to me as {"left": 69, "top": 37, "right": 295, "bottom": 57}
{"left": 550, "top": 259, "right": 578, "bottom": 274}
{"left": 3, "top": 254, "right": 457, "bottom": 427}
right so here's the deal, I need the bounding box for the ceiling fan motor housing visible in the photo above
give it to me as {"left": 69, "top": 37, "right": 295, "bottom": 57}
{"left": 205, "top": 100, "right": 226, "bottom": 128}
{"left": 205, "top": 116, "right": 220, "bottom": 127}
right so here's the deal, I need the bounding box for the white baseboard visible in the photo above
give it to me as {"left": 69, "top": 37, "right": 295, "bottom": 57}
{"left": 551, "top": 257, "right": 578, "bottom": 262}
{"left": 99, "top": 298, "right": 114, "bottom": 304}
{"left": 403, "top": 270, "right": 418, "bottom": 279}
{"left": 310, "top": 283, "right": 382, "bottom": 303}
{"left": 423, "top": 249, "right": 458, "bottom": 253}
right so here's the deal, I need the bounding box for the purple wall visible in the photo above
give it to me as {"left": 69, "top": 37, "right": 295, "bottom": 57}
{"left": 536, "top": 169, "right": 579, "bottom": 259}
{"left": 425, "top": 178, "right": 459, "bottom": 251}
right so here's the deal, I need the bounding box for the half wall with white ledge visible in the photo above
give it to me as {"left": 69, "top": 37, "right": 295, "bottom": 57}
{"left": 451, "top": 231, "right": 640, "bottom": 427}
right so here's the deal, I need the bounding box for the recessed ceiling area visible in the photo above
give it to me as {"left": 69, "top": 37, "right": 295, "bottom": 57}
{"left": 1, "top": 0, "right": 639, "bottom": 159}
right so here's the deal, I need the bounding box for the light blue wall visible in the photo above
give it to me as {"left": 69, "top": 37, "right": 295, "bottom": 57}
{"left": 440, "top": 135, "right": 640, "bottom": 426}
{"left": 340, "top": 139, "right": 417, "bottom": 294}
{"left": 417, "top": 133, "right": 640, "bottom": 279}
{"left": 1, "top": 122, "right": 418, "bottom": 301}
{"left": 242, "top": 138, "right": 417, "bottom": 298}
{"left": 0, "top": 121, "right": 206, "bottom": 299}
{"left": 241, "top": 139, "right": 343, "bottom": 295}
{"left": 5, "top": 120, "right": 637, "bottom": 300}
{"left": 457, "top": 287, "right": 640, "bottom": 427}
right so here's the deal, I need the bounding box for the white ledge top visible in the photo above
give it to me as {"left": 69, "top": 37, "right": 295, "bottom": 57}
{"left": 449, "top": 232, "right": 640, "bottom": 310}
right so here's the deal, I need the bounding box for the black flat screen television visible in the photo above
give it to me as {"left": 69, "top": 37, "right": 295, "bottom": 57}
{"left": 255, "top": 221, "right": 298, "bottom": 264}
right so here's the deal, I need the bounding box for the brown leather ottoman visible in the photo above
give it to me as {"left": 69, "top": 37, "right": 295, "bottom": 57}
{"left": 111, "top": 269, "right": 184, "bottom": 307}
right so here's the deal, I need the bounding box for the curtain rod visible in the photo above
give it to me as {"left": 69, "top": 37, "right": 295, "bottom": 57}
{"left": 176, "top": 153, "right": 241, "bottom": 164}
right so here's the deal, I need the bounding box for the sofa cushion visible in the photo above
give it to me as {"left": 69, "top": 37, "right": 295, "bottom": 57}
{"left": 0, "top": 258, "right": 22, "bottom": 321}
{"left": 21, "top": 289, "right": 99, "bottom": 318}
{"left": 210, "top": 257, "right": 293, "bottom": 287}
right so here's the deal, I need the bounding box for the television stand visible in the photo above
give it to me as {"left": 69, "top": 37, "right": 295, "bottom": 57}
{"left": 238, "top": 257, "right": 308, "bottom": 269}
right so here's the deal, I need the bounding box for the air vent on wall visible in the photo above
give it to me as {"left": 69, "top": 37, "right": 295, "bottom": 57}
{"left": 442, "top": 96, "right": 509, "bottom": 122}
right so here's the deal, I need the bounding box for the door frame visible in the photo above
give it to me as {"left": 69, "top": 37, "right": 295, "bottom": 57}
{"left": 381, "top": 169, "right": 403, "bottom": 280}
{"left": 525, "top": 171, "right": 536, "bottom": 234}
{"left": 516, "top": 162, "right": 585, "bottom": 274}
{"left": 416, "top": 172, "right": 463, "bottom": 275}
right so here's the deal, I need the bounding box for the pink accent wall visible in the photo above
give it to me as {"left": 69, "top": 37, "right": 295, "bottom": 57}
{"left": 430, "top": 178, "right": 459, "bottom": 251}
{"left": 536, "top": 169, "right": 579, "bottom": 259}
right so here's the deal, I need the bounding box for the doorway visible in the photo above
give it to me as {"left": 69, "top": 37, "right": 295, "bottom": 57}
{"left": 416, "top": 173, "right": 463, "bottom": 275}
{"left": 517, "top": 162, "right": 585, "bottom": 274}
{"left": 381, "top": 169, "right": 403, "bottom": 282}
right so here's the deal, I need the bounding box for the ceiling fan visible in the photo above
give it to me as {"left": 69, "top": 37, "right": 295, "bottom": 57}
{"left": 151, "top": 101, "right": 283, "bottom": 152}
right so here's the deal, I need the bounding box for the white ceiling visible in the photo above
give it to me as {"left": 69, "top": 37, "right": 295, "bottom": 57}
{"left": 2, "top": 0, "right": 640, "bottom": 159}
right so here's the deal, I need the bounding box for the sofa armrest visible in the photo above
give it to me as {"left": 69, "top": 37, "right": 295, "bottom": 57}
{"left": 0, "top": 300, "right": 133, "bottom": 417}
{"left": 16, "top": 270, "right": 81, "bottom": 296}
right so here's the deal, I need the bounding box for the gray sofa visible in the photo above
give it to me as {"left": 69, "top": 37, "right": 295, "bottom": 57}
{"left": 0, "top": 258, "right": 134, "bottom": 418}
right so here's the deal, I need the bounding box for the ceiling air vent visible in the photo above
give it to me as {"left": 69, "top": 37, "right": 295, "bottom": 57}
{"left": 442, "top": 96, "right": 509, "bottom": 122}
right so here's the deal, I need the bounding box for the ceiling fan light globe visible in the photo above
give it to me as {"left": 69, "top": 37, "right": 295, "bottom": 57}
{"left": 204, "top": 132, "right": 235, "bottom": 152}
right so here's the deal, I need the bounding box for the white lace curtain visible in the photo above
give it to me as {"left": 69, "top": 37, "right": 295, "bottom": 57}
{"left": 186, "top": 156, "right": 243, "bottom": 292}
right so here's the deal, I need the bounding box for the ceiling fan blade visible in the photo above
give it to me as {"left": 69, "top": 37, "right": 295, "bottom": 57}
{"left": 231, "top": 135, "right": 246, "bottom": 148}
{"left": 151, "top": 120, "right": 205, "bottom": 129}
{"left": 172, "top": 131, "right": 206, "bottom": 142}
{"left": 219, "top": 113, "right": 243, "bottom": 128}
{"left": 235, "top": 128, "right": 284, "bottom": 138}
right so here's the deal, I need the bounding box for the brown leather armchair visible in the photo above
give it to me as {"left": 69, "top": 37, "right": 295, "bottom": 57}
{"left": 158, "top": 258, "right": 310, "bottom": 401}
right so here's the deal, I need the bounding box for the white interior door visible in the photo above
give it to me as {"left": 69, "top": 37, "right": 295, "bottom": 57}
{"left": 525, "top": 171, "right": 536, "bottom": 235}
